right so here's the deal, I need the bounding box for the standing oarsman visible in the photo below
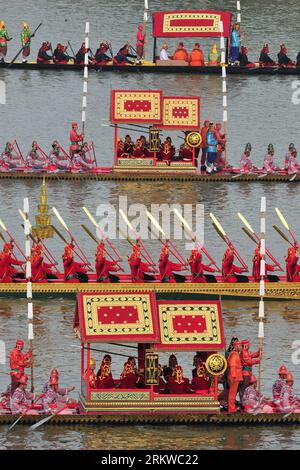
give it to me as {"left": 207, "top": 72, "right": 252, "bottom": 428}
{"left": 136, "top": 24, "right": 145, "bottom": 60}
{"left": 227, "top": 339, "right": 243, "bottom": 413}
{"left": 69, "top": 122, "right": 84, "bottom": 157}
{"left": 20, "top": 22, "right": 33, "bottom": 63}
{"left": 272, "top": 364, "right": 288, "bottom": 405}
{"left": 95, "top": 241, "right": 120, "bottom": 283}
{"left": 200, "top": 120, "right": 210, "bottom": 169}
{"left": 0, "top": 21, "right": 11, "bottom": 62}
{"left": 239, "top": 339, "right": 260, "bottom": 401}
{"left": 9, "top": 340, "right": 32, "bottom": 394}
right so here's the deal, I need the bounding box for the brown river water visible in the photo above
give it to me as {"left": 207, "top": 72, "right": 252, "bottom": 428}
{"left": 0, "top": 0, "right": 300, "bottom": 450}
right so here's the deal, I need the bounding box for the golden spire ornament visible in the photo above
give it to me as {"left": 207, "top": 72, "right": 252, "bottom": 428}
{"left": 32, "top": 177, "right": 54, "bottom": 239}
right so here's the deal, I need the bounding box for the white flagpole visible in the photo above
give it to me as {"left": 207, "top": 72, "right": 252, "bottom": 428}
{"left": 237, "top": 1, "right": 242, "bottom": 24}
{"left": 24, "top": 197, "right": 34, "bottom": 392}
{"left": 258, "top": 196, "right": 266, "bottom": 395}
{"left": 143, "top": 0, "right": 149, "bottom": 60}
{"left": 82, "top": 22, "right": 89, "bottom": 136}
{"left": 220, "top": 21, "right": 228, "bottom": 167}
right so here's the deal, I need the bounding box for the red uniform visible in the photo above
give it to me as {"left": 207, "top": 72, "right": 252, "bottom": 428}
{"left": 0, "top": 243, "right": 24, "bottom": 282}
{"left": 95, "top": 242, "right": 119, "bottom": 282}
{"left": 9, "top": 340, "right": 32, "bottom": 394}
{"left": 97, "top": 362, "right": 115, "bottom": 389}
{"left": 252, "top": 247, "right": 276, "bottom": 282}
{"left": 239, "top": 339, "right": 260, "bottom": 400}
{"left": 167, "top": 366, "right": 189, "bottom": 394}
{"left": 200, "top": 120, "right": 210, "bottom": 166}
{"left": 227, "top": 344, "right": 243, "bottom": 413}
{"left": 128, "top": 243, "right": 153, "bottom": 282}
{"left": 69, "top": 122, "right": 83, "bottom": 156}
{"left": 30, "top": 245, "right": 55, "bottom": 282}
{"left": 158, "top": 247, "right": 183, "bottom": 283}
{"left": 62, "top": 243, "right": 87, "bottom": 283}
{"left": 222, "top": 246, "right": 244, "bottom": 283}
{"left": 286, "top": 246, "right": 300, "bottom": 281}
{"left": 188, "top": 249, "right": 214, "bottom": 283}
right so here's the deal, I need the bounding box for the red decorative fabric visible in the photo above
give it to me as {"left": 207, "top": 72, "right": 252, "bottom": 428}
{"left": 152, "top": 10, "right": 233, "bottom": 38}
{"left": 97, "top": 305, "right": 139, "bottom": 325}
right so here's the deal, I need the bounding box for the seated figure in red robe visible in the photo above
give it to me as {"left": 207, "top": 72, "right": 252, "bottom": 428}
{"left": 119, "top": 361, "right": 142, "bottom": 389}
{"left": 189, "top": 363, "right": 211, "bottom": 394}
{"left": 0, "top": 242, "right": 25, "bottom": 282}
{"left": 95, "top": 242, "right": 120, "bottom": 283}
{"left": 97, "top": 361, "right": 115, "bottom": 389}
{"left": 167, "top": 365, "right": 190, "bottom": 394}
{"left": 132, "top": 139, "right": 144, "bottom": 158}
{"left": 286, "top": 244, "right": 300, "bottom": 282}
{"left": 62, "top": 242, "right": 88, "bottom": 283}
{"left": 158, "top": 245, "right": 186, "bottom": 283}
{"left": 128, "top": 242, "right": 155, "bottom": 282}
{"left": 188, "top": 248, "right": 216, "bottom": 283}
{"left": 252, "top": 244, "right": 279, "bottom": 282}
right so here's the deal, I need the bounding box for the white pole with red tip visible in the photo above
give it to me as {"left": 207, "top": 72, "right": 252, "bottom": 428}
{"left": 220, "top": 21, "right": 228, "bottom": 167}
{"left": 258, "top": 196, "right": 266, "bottom": 395}
{"left": 23, "top": 197, "right": 34, "bottom": 393}
{"left": 81, "top": 22, "right": 89, "bottom": 136}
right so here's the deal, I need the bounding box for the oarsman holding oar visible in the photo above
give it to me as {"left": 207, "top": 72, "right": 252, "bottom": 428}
{"left": 11, "top": 374, "right": 39, "bottom": 415}
{"left": 20, "top": 22, "right": 33, "bottom": 63}
{"left": 0, "top": 21, "right": 11, "bottom": 63}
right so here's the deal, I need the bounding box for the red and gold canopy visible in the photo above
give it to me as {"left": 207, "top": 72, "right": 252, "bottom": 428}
{"left": 110, "top": 90, "right": 163, "bottom": 124}
{"left": 76, "top": 293, "right": 225, "bottom": 351}
{"left": 77, "top": 292, "right": 159, "bottom": 343}
{"left": 155, "top": 300, "right": 225, "bottom": 351}
{"left": 161, "top": 97, "right": 200, "bottom": 130}
{"left": 152, "top": 10, "right": 233, "bottom": 38}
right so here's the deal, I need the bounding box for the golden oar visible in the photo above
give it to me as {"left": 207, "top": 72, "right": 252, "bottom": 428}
{"left": 173, "top": 208, "right": 221, "bottom": 271}
{"left": 275, "top": 208, "right": 298, "bottom": 245}
{"left": 210, "top": 212, "right": 248, "bottom": 270}
{"left": 238, "top": 212, "right": 283, "bottom": 271}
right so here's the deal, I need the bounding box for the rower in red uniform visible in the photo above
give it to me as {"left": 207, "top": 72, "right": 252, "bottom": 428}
{"left": 167, "top": 365, "right": 190, "bottom": 394}
{"left": 26, "top": 141, "right": 48, "bottom": 169}
{"left": 62, "top": 242, "right": 89, "bottom": 283}
{"left": 30, "top": 244, "right": 57, "bottom": 282}
{"left": 9, "top": 339, "right": 32, "bottom": 395}
{"left": 189, "top": 363, "right": 211, "bottom": 394}
{"left": 286, "top": 244, "right": 300, "bottom": 282}
{"left": 158, "top": 245, "right": 186, "bottom": 283}
{"left": 69, "top": 122, "right": 84, "bottom": 157}
{"left": 119, "top": 361, "right": 141, "bottom": 389}
{"left": 95, "top": 241, "right": 120, "bottom": 283}
{"left": 1, "top": 142, "right": 24, "bottom": 170}
{"left": 222, "top": 243, "right": 248, "bottom": 283}
{"left": 227, "top": 339, "right": 243, "bottom": 413}
{"left": 272, "top": 364, "right": 288, "bottom": 405}
{"left": 37, "top": 41, "right": 53, "bottom": 63}
{"left": 128, "top": 242, "right": 155, "bottom": 282}
{"left": 279, "top": 372, "right": 300, "bottom": 414}
{"left": 75, "top": 43, "right": 88, "bottom": 64}
{"left": 188, "top": 248, "right": 215, "bottom": 283}
{"left": 53, "top": 43, "right": 73, "bottom": 64}
{"left": 239, "top": 339, "right": 260, "bottom": 401}
{"left": 278, "top": 44, "right": 295, "bottom": 67}
{"left": 93, "top": 42, "right": 111, "bottom": 64}
{"left": 0, "top": 242, "right": 25, "bottom": 282}
{"left": 242, "top": 375, "right": 274, "bottom": 414}
{"left": 85, "top": 357, "right": 97, "bottom": 389}
{"left": 252, "top": 244, "right": 279, "bottom": 282}
{"left": 113, "top": 42, "right": 137, "bottom": 65}
{"left": 259, "top": 43, "right": 276, "bottom": 67}
{"left": 200, "top": 120, "right": 210, "bottom": 169}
